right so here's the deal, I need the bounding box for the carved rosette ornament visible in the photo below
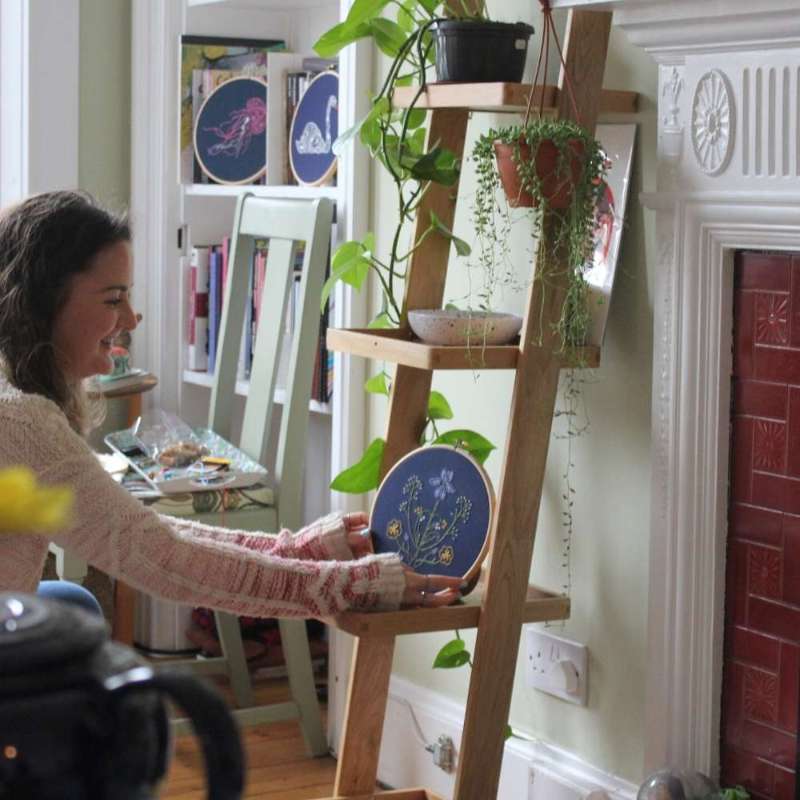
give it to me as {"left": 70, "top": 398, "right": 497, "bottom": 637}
{"left": 691, "top": 69, "right": 735, "bottom": 176}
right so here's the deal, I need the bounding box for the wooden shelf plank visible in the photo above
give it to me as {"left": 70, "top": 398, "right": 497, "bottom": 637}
{"left": 392, "top": 82, "right": 637, "bottom": 114}
{"left": 314, "top": 790, "right": 444, "bottom": 800}
{"left": 327, "top": 328, "right": 600, "bottom": 370}
{"left": 330, "top": 584, "right": 569, "bottom": 638}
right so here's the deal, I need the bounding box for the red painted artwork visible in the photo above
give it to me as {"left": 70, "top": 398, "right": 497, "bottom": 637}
{"left": 721, "top": 251, "right": 800, "bottom": 800}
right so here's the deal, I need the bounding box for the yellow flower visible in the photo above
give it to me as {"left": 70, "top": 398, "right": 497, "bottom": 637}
{"left": 386, "top": 519, "right": 402, "bottom": 539}
{"left": 0, "top": 467, "right": 73, "bottom": 534}
{"left": 438, "top": 546, "right": 454, "bottom": 566}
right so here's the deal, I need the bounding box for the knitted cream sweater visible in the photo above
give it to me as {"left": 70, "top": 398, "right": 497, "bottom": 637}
{"left": 0, "top": 377, "right": 405, "bottom": 617}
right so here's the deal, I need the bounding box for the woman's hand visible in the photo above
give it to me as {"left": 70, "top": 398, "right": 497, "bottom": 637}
{"left": 343, "top": 512, "right": 462, "bottom": 606}
{"left": 343, "top": 512, "right": 374, "bottom": 559}
{"left": 402, "top": 568, "right": 462, "bottom": 608}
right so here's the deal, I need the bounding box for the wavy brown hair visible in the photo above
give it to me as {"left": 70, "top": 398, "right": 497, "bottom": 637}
{"left": 0, "top": 191, "right": 131, "bottom": 432}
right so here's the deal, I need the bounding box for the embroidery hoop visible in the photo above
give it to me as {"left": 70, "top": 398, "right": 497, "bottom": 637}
{"left": 288, "top": 70, "right": 339, "bottom": 187}
{"left": 369, "top": 444, "right": 495, "bottom": 584}
{"left": 193, "top": 76, "right": 268, "bottom": 185}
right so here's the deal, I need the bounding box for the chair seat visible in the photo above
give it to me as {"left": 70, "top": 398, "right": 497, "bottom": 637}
{"left": 146, "top": 483, "right": 275, "bottom": 518}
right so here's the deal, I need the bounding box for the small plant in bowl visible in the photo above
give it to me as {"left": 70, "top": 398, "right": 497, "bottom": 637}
{"left": 408, "top": 308, "right": 523, "bottom": 346}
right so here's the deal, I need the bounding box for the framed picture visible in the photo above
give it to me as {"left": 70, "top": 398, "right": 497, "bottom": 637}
{"left": 180, "top": 35, "right": 285, "bottom": 184}
{"left": 370, "top": 445, "right": 495, "bottom": 585}
{"left": 584, "top": 123, "right": 637, "bottom": 345}
{"left": 289, "top": 71, "right": 339, "bottom": 187}
{"left": 193, "top": 77, "right": 268, "bottom": 185}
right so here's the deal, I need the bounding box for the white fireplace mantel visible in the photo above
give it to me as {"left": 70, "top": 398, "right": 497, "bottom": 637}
{"left": 555, "top": 0, "right": 800, "bottom": 61}
{"left": 557, "top": 0, "right": 800, "bottom": 779}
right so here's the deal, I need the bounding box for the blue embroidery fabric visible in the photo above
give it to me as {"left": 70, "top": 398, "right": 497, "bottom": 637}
{"left": 370, "top": 446, "right": 493, "bottom": 579}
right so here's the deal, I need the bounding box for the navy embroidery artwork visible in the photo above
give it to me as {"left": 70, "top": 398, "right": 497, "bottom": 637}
{"left": 370, "top": 446, "right": 494, "bottom": 580}
{"left": 194, "top": 77, "right": 267, "bottom": 185}
{"left": 289, "top": 71, "right": 339, "bottom": 186}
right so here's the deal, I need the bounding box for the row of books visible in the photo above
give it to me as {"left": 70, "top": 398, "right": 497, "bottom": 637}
{"left": 186, "top": 243, "right": 333, "bottom": 404}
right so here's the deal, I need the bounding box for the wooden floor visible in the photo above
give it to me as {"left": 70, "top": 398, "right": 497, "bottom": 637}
{"left": 159, "top": 676, "right": 337, "bottom": 799}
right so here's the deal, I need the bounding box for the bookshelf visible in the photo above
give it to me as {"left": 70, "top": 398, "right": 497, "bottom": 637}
{"left": 130, "top": 0, "right": 370, "bottom": 534}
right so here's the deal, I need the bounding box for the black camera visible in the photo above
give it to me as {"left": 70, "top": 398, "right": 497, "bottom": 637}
{"left": 0, "top": 593, "right": 243, "bottom": 799}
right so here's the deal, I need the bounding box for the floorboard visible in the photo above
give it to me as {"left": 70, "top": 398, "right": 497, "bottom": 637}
{"left": 158, "top": 675, "right": 336, "bottom": 800}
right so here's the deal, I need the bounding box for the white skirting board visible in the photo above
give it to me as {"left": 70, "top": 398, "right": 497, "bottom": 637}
{"left": 374, "top": 676, "right": 638, "bottom": 800}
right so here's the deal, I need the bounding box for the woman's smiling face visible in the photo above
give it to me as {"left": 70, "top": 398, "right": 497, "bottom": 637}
{"left": 51, "top": 240, "right": 139, "bottom": 379}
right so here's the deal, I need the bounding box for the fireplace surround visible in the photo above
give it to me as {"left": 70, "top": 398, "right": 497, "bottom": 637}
{"left": 554, "top": 0, "right": 800, "bottom": 778}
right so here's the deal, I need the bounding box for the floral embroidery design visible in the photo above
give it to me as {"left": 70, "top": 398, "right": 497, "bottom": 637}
{"left": 392, "top": 472, "right": 472, "bottom": 569}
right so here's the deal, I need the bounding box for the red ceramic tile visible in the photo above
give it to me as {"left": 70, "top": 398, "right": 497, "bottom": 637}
{"left": 753, "top": 419, "right": 787, "bottom": 474}
{"left": 751, "top": 474, "right": 800, "bottom": 515}
{"left": 720, "top": 744, "right": 775, "bottom": 795}
{"left": 749, "top": 596, "right": 800, "bottom": 643}
{"left": 752, "top": 472, "right": 788, "bottom": 512}
{"left": 791, "top": 258, "right": 800, "bottom": 347}
{"left": 777, "top": 642, "right": 799, "bottom": 734}
{"left": 787, "top": 388, "right": 800, "bottom": 478}
{"left": 730, "top": 503, "right": 783, "bottom": 546}
{"left": 754, "top": 346, "right": 800, "bottom": 385}
{"left": 773, "top": 767, "right": 796, "bottom": 800}
{"left": 756, "top": 293, "right": 791, "bottom": 345}
{"left": 727, "top": 539, "right": 751, "bottom": 626}
{"left": 735, "top": 379, "right": 789, "bottom": 420}
{"left": 722, "top": 660, "right": 746, "bottom": 737}
{"left": 733, "top": 417, "right": 755, "bottom": 503}
{"left": 743, "top": 665, "right": 780, "bottom": 722}
{"left": 736, "top": 253, "right": 792, "bottom": 291}
{"left": 735, "top": 290, "right": 756, "bottom": 379}
{"left": 748, "top": 545, "right": 783, "bottom": 599}
{"left": 783, "top": 514, "right": 800, "bottom": 606}
{"left": 731, "top": 626, "right": 781, "bottom": 670}
{"left": 739, "top": 718, "right": 797, "bottom": 768}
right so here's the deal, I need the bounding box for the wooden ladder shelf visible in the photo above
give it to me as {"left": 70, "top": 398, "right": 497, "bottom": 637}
{"left": 319, "top": 10, "right": 619, "bottom": 800}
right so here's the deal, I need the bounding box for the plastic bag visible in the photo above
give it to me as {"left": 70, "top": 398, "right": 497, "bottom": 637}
{"left": 135, "top": 410, "right": 209, "bottom": 468}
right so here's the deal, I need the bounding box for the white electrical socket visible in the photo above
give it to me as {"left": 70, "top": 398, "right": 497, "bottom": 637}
{"left": 525, "top": 627, "right": 588, "bottom": 706}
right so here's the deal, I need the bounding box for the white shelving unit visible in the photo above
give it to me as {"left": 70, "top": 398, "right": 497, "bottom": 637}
{"left": 130, "top": 0, "right": 371, "bottom": 538}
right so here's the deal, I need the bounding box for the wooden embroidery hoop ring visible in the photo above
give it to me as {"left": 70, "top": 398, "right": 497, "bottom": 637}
{"left": 369, "top": 444, "right": 496, "bottom": 586}
{"left": 193, "top": 76, "right": 268, "bottom": 186}
{"left": 288, "top": 70, "right": 339, "bottom": 188}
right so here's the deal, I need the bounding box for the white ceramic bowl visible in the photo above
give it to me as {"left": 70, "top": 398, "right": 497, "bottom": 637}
{"left": 407, "top": 309, "right": 523, "bottom": 346}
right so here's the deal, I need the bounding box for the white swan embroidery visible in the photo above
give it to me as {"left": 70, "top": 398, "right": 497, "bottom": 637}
{"left": 295, "top": 94, "right": 338, "bottom": 155}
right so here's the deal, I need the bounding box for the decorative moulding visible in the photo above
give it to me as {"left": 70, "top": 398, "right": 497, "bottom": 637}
{"left": 690, "top": 69, "right": 735, "bottom": 176}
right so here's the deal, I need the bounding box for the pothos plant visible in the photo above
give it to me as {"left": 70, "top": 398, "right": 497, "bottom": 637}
{"left": 313, "top": 0, "right": 496, "bottom": 495}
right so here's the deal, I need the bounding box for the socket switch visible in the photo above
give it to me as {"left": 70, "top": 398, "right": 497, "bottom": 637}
{"left": 525, "top": 627, "right": 588, "bottom": 706}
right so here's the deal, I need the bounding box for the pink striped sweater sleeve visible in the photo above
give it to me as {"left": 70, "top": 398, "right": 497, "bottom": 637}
{"left": 0, "top": 389, "right": 405, "bottom": 617}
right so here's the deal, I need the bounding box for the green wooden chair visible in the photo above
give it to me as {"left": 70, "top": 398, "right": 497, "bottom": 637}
{"left": 151, "top": 193, "right": 334, "bottom": 754}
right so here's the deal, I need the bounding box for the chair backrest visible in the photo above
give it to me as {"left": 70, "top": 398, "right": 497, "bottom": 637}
{"left": 209, "top": 193, "right": 334, "bottom": 529}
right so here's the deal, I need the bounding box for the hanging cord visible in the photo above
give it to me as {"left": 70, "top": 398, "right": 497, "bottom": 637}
{"left": 524, "top": 0, "right": 581, "bottom": 127}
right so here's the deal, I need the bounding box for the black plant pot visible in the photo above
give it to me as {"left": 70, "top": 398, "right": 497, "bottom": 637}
{"left": 430, "top": 20, "right": 534, "bottom": 84}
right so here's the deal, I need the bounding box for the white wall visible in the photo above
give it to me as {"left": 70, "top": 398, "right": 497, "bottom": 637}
{"left": 365, "top": 4, "right": 658, "bottom": 784}
{"left": 79, "top": 0, "right": 131, "bottom": 207}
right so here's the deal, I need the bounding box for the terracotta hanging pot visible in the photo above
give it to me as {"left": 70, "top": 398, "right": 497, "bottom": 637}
{"left": 493, "top": 136, "right": 585, "bottom": 209}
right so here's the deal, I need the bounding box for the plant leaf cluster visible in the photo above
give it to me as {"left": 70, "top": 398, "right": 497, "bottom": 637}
{"left": 330, "top": 370, "right": 496, "bottom": 494}
{"left": 314, "top": 0, "right": 480, "bottom": 323}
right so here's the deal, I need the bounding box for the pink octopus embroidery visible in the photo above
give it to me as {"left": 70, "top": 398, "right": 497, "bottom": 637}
{"left": 204, "top": 96, "right": 267, "bottom": 159}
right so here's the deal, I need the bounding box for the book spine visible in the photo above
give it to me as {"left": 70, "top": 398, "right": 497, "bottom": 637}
{"left": 207, "top": 246, "right": 222, "bottom": 374}
{"left": 188, "top": 246, "right": 210, "bottom": 371}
